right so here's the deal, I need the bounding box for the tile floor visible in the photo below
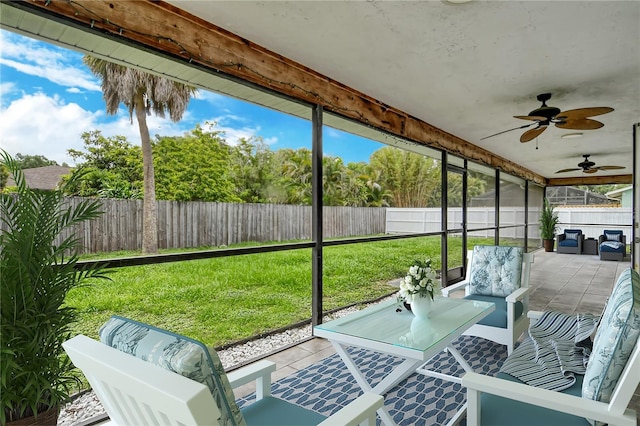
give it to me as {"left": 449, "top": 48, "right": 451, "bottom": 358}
{"left": 233, "top": 249, "right": 639, "bottom": 419}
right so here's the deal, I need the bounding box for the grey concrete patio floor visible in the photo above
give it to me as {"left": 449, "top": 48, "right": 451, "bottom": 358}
{"left": 234, "top": 248, "right": 639, "bottom": 418}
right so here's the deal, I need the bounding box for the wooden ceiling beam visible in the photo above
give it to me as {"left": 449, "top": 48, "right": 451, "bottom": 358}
{"left": 547, "top": 174, "right": 632, "bottom": 187}
{"left": 21, "top": 0, "right": 547, "bottom": 184}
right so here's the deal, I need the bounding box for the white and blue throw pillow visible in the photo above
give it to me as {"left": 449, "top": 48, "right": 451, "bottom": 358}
{"left": 604, "top": 231, "right": 622, "bottom": 242}
{"left": 468, "top": 245, "right": 523, "bottom": 297}
{"left": 581, "top": 268, "right": 640, "bottom": 425}
{"left": 100, "top": 316, "right": 246, "bottom": 426}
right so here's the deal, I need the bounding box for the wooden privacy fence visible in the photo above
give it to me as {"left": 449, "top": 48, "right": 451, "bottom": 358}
{"left": 8, "top": 198, "right": 385, "bottom": 254}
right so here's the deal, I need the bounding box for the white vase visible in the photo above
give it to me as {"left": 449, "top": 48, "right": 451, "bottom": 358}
{"left": 410, "top": 295, "right": 432, "bottom": 319}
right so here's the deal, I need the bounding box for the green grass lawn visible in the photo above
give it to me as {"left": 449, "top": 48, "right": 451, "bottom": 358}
{"left": 67, "top": 235, "right": 501, "bottom": 348}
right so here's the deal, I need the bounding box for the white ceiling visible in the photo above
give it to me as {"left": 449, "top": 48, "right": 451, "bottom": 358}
{"left": 1, "top": 1, "right": 638, "bottom": 181}
{"left": 165, "top": 0, "right": 639, "bottom": 180}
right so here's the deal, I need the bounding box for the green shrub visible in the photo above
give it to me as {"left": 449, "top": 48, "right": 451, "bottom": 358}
{"left": 0, "top": 151, "right": 108, "bottom": 423}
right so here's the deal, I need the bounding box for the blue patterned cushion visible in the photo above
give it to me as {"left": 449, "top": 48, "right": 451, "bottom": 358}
{"left": 100, "top": 316, "right": 246, "bottom": 426}
{"left": 599, "top": 241, "right": 625, "bottom": 253}
{"left": 468, "top": 246, "right": 523, "bottom": 297}
{"left": 582, "top": 269, "right": 640, "bottom": 424}
{"left": 604, "top": 231, "right": 622, "bottom": 242}
{"left": 565, "top": 232, "right": 579, "bottom": 240}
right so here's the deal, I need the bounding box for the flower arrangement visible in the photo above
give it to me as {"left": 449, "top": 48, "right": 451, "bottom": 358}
{"left": 398, "top": 258, "right": 439, "bottom": 303}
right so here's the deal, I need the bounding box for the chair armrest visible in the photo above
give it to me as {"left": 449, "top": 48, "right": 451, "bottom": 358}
{"left": 441, "top": 279, "right": 469, "bottom": 297}
{"left": 557, "top": 234, "right": 565, "bottom": 242}
{"left": 462, "top": 372, "right": 637, "bottom": 426}
{"left": 227, "top": 360, "right": 276, "bottom": 399}
{"left": 317, "top": 393, "right": 383, "bottom": 426}
{"left": 505, "top": 286, "right": 531, "bottom": 303}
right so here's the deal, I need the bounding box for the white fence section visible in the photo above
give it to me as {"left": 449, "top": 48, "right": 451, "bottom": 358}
{"left": 386, "top": 207, "right": 632, "bottom": 241}
{"left": 557, "top": 207, "right": 633, "bottom": 241}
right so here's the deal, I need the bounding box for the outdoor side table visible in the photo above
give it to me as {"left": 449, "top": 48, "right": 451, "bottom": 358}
{"left": 583, "top": 238, "right": 598, "bottom": 255}
{"left": 313, "top": 297, "right": 494, "bottom": 426}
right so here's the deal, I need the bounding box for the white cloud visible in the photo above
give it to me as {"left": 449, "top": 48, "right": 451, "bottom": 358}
{"left": 0, "top": 31, "right": 99, "bottom": 92}
{"left": 262, "top": 136, "right": 278, "bottom": 146}
{"left": 201, "top": 115, "right": 278, "bottom": 146}
{"left": 1, "top": 81, "right": 16, "bottom": 97}
{"left": 0, "top": 92, "right": 99, "bottom": 165}
{"left": 0, "top": 82, "right": 17, "bottom": 107}
{"left": 325, "top": 127, "right": 345, "bottom": 139}
{"left": 0, "top": 31, "right": 281, "bottom": 162}
{"left": 196, "top": 90, "right": 226, "bottom": 103}
{"left": 0, "top": 92, "right": 192, "bottom": 166}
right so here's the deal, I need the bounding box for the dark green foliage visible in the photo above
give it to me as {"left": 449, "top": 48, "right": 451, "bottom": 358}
{"left": 61, "top": 123, "right": 492, "bottom": 207}
{"left": 13, "top": 153, "right": 58, "bottom": 169}
{"left": 539, "top": 198, "right": 559, "bottom": 239}
{"left": 230, "top": 137, "right": 281, "bottom": 203}
{"left": 64, "top": 130, "right": 143, "bottom": 199}
{"left": 0, "top": 151, "right": 108, "bottom": 423}
{"left": 154, "top": 124, "right": 240, "bottom": 202}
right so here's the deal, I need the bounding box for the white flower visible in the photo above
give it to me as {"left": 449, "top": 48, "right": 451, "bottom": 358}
{"left": 396, "top": 258, "right": 439, "bottom": 303}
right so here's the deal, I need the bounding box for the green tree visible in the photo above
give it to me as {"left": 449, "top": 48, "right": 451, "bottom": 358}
{"left": 13, "top": 153, "right": 59, "bottom": 169}
{"left": 369, "top": 147, "right": 441, "bottom": 207}
{"left": 1, "top": 150, "right": 107, "bottom": 423}
{"left": 276, "top": 148, "right": 313, "bottom": 204}
{"left": 154, "top": 125, "right": 240, "bottom": 202}
{"left": 83, "top": 56, "right": 197, "bottom": 254}
{"left": 230, "top": 137, "right": 281, "bottom": 203}
{"left": 355, "top": 166, "right": 393, "bottom": 207}
{"left": 574, "top": 184, "right": 627, "bottom": 196}
{"left": 64, "top": 130, "right": 143, "bottom": 199}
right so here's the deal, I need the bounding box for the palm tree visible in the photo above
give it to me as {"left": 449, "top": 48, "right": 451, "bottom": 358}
{"left": 83, "top": 56, "right": 197, "bottom": 253}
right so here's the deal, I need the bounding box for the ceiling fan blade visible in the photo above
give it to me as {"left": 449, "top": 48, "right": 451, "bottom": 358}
{"left": 514, "top": 115, "right": 546, "bottom": 122}
{"left": 555, "top": 118, "right": 604, "bottom": 130}
{"left": 480, "top": 122, "right": 537, "bottom": 140}
{"left": 555, "top": 168, "right": 581, "bottom": 173}
{"left": 583, "top": 168, "right": 599, "bottom": 174}
{"left": 595, "top": 165, "right": 625, "bottom": 170}
{"left": 557, "top": 107, "right": 614, "bottom": 120}
{"left": 520, "top": 125, "right": 547, "bottom": 143}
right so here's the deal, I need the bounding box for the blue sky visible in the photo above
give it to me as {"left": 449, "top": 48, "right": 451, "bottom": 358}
{"left": 0, "top": 30, "right": 381, "bottom": 166}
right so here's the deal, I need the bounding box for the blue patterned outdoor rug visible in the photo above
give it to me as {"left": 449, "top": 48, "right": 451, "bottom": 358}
{"left": 236, "top": 335, "right": 507, "bottom": 425}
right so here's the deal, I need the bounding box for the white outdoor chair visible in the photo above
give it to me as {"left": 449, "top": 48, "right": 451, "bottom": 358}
{"left": 441, "top": 245, "right": 534, "bottom": 355}
{"left": 462, "top": 267, "right": 640, "bottom": 426}
{"left": 63, "top": 317, "right": 383, "bottom": 426}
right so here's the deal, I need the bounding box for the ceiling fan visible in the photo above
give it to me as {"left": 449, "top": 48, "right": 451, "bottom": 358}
{"left": 481, "top": 93, "right": 614, "bottom": 143}
{"left": 555, "top": 154, "right": 624, "bottom": 174}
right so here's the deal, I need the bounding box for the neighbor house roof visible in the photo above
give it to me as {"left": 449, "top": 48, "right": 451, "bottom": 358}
{"left": 605, "top": 186, "right": 633, "bottom": 199}
{"left": 6, "top": 166, "right": 72, "bottom": 191}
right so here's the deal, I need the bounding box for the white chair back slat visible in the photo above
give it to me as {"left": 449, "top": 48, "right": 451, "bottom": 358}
{"left": 63, "top": 335, "right": 221, "bottom": 426}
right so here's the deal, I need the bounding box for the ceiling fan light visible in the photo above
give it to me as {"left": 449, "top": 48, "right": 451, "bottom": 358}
{"left": 561, "top": 133, "right": 583, "bottom": 139}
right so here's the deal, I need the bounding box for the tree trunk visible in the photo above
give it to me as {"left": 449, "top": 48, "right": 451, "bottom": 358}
{"left": 135, "top": 92, "right": 158, "bottom": 254}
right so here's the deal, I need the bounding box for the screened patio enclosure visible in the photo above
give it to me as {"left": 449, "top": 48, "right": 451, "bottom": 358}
{"left": 0, "top": 1, "right": 638, "bottom": 332}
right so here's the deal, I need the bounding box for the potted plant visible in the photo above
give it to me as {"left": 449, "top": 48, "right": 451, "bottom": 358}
{"left": 397, "top": 258, "right": 439, "bottom": 319}
{"left": 539, "top": 198, "right": 559, "bottom": 252}
{"left": 1, "top": 151, "right": 108, "bottom": 425}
